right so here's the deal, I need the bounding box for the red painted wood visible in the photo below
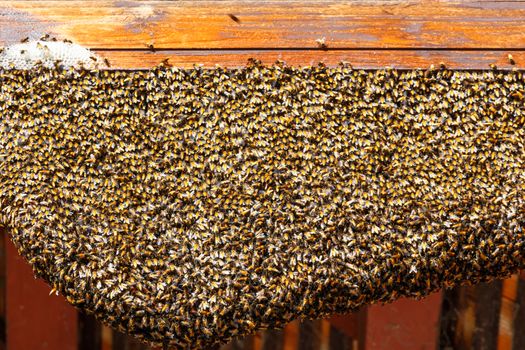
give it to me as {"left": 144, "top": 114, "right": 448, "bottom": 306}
{"left": 5, "top": 232, "right": 78, "bottom": 350}
{"left": 328, "top": 312, "right": 359, "bottom": 339}
{"left": 365, "top": 292, "right": 442, "bottom": 350}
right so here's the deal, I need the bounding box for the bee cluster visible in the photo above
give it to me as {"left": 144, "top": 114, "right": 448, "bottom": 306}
{"left": 0, "top": 61, "right": 524, "bottom": 349}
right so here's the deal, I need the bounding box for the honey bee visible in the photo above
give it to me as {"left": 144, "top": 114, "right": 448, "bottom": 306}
{"left": 315, "top": 37, "right": 327, "bottom": 49}
{"left": 228, "top": 14, "right": 241, "bottom": 23}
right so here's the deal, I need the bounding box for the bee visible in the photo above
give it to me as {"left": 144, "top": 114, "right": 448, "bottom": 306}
{"left": 228, "top": 13, "right": 241, "bottom": 23}
{"left": 20, "top": 37, "right": 29, "bottom": 43}
{"left": 315, "top": 37, "right": 327, "bottom": 50}
{"left": 160, "top": 58, "right": 171, "bottom": 67}
{"left": 103, "top": 58, "right": 111, "bottom": 67}
{"left": 508, "top": 54, "right": 515, "bottom": 65}
{"left": 147, "top": 43, "right": 156, "bottom": 52}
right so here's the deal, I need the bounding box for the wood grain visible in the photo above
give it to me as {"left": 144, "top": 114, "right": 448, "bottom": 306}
{"left": 260, "top": 329, "right": 284, "bottom": 350}
{"left": 2, "top": 1, "right": 525, "bottom": 50}
{"left": 497, "top": 275, "right": 519, "bottom": 350}
{"left": 95, "top": 49, "right": 524, "bottom": 69}
{"left": 472, "top": 281, "right": 502, "bottom": 350}
{"left": 298, "top": 320, "right": 322, "bottom": 350}
{"left": 78, "top": 312, "right": 102, "bottom": 350}
{"left": 512, "top": 277, "right": 525, "bottom": 350}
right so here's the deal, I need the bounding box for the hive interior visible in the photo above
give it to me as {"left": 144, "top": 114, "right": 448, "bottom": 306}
{"left": 0, "top": 62, "right": 524, "bottom": 349}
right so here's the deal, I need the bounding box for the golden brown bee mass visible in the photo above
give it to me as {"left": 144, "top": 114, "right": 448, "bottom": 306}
{"left": 0, "top": 62, "right": 525, "bottom": 349}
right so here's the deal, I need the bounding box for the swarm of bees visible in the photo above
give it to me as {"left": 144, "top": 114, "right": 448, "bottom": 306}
{"left": 0, "top": 60, "right": 525, "bottom": 349}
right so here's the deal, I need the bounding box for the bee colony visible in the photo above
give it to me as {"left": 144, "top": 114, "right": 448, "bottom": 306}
{"left": 0, "top": 55, "right": 524, "bottom": 349}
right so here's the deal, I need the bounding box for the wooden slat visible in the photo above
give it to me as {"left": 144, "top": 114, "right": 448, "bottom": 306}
{"left": 298, "top": 320, "right": 322, "bottom": 350}
{"left": 320, "top": 320, "right": 330, "bottom": 350}
{"left": 453, "top": 286, "right": 476, "bottom": 350}
{"left": 512, "top": 276, "right": 525, "bottom": 350}
{"left": 4, "top": 232, "right": 78, "bottom": 350}
{"left": 253, "top": 331, "right": 262, "bottom": 350}
{"left": 260, "top": 329, "right": 284, "bottom": 350}
{"left": 328, "top": 313, "right": 359, "bottom": 339}
{"left": 2, "top": 1, "right": 525, "bottom": 50}
{"left": 497, "top": 275, "right": 519, "bottom": 350}
{"left": 101, "top": 325, "right": 113, "bottom": 350}
{"left": 328, "top": 326, "right": 351, "bottom": 350}
{"left": 472, "top": 281, "right": 503, "bottom": 350}
{"left": 79, "top": 312, "right": 102, "bottom": 350}
{"left": 0, "top": 228, "right": 5, "bottom": 350}
{"left": 283, "top": 320, "right": 299, "bottom": 350}
{"left": 96, "top": 49, "right": 525, "bottom": 69}
{"left": 365, "top": 291, "right": 442, "bottom": 350}
{"left": 439, "top": 287, "right": 459, "bottom": 349}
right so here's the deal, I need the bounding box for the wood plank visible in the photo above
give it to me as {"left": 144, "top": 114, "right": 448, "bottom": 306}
{"left": 283, "top": 320, "right": 299, "bottom": 350}
{"left": 320, "top": 320, "right": 330, "bottom": 350}
{"left": 472, "top": 281, "right": 503, "bottom": 350}
{"left": 95, "top": 49, "right": 525, "bottom": 69}
{"left": 260, "top": 329, "right": 284, "bottom": 350}
{"left": 453, "top": 286, "right": 476, "bottom": 350}
{"left": 253, "top": 331, "right": 262, "bottom": 350}
{"left": 439, "top": 287, "right": 459, "bottom": 350}
{"left": 4, "top": 231, "right": 78, "bottom": 350}
{"left": 365, "top": 291, "right": 442, "bottom": 350}
{"left": 497, "top": 275, "right": 519, "bottom": 350}
{"left": 2, "top": 1, "right": 525, "bottom": 50}
{"left": 513, "top": 277, "right": 525, "bottom": 350}
{"left": 298, "top": 320, "right": 322, "bottom": 350}
{"left": 101, "top": 325, "right": 113, "bottom": 350}
{"left": 0, "top": 228, "right": 5, "bottom": 350}
{"left": 328, "top": 313, "right": 359, "bottom": 339}
{"left": 328, "top": 326, "right": 352, "bottom": 350}
{"left": 78, "top": 312, "right": 102, "bottom": 350}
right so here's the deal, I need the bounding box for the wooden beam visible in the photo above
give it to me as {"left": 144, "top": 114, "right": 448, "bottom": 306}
{"left": 95, "top": 49, "right": 525, "bottom": 69}
{"left": 512, "top": 275, "right": 525, "bottom": 350}
{"left": 328, "top": 312, "right": 360, "bottom": 340}
{"left": 452, "top": 286, "right": 476, "bottom": 350}
{"left": 283, "top": 320, "right": 299, "bottom": 350}
{"left": 498, "top": 275, "right": 519, "bottom": 350}
{"left": 472, "top": 281, "right": 503, "bottom": 350}
{"left": 78, "top": 312, "right": 102, "bottom": 350}
{"left": 2, "top": 1, "right": 525, "bottom": 50}
{"left": 5, "top": 232, "right": 78, "bottom": 350}
{"left": 365, "top": 291, "right": 442, "bottom": 350}
{"left": 260, "top": 329, "right": 284, "bottom": 350}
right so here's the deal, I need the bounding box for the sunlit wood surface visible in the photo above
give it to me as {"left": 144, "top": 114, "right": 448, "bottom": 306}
{"left": 1, "top": 1, "right": 525, "bottom": 68}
